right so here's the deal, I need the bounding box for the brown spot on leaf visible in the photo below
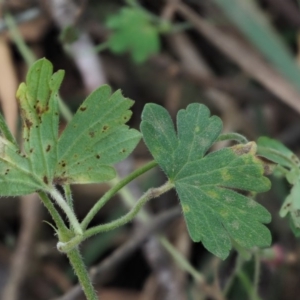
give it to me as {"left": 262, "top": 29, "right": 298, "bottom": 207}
{"left": 5, "top": 169, "right": 9, "bottom": 175}
{"left": 121, "top": 149, "right": 126, "bottom": 153}
{"left": 89, "top": 131, "right": 95, "bottom": 138}
{"left": 256, "top": 156, "right": 276, "bottom": 175}
{"left": 53, "top": 177, "right": 68, "bottom": 185}
{"left": 96, "top": 154, "right": 100, "bottom": 159}
{"left": 46, "top": 145, "right": 51, "bottom": 152}
{"left": 43, "top": 176, "right": 48, "bottom": 184}
{"left": 80, "top": 106, "right": 87, "bottom": 111}
{"left": 30, "top": 148, "right": 33, "bottom": 153}
{"left": 25, "top": 118, "right": 33, "bottom": 129}
{"left": 102, "top": 125, "right": 109, "bottom": 132}
{"left": 35, "top": 103, "right": 49, "bottom": 116}
{"left": 231, "top": 142, "right": 257, "bottom": 156}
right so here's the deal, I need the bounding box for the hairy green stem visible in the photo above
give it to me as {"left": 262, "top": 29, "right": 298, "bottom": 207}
{"left": 109, "top": 173, "right": 209, "bottom": 286}
{"left": 63, "top": 185, "right": 74, "bottom": 211}
{"left": 49, "top": 188, "right": 83, "bottom": 235}
{"left": 81, "top": 160, "right": 158, "bottom": 230}
{"left": 67, "top": 248, "right": 98, "bottom": 300}
{"left": 59, "top": 181, "right": 173, "bottom": 252}
{"left": 216, "top": 132, "right": 248, "bottom": 144}
{"left": 38, "top": 191, "right": 70, "bottom": 237}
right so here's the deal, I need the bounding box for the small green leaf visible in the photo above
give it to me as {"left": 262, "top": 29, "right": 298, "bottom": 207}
{"left": 106, "top": 8, "right": 160, "bottom": 63}
{"left": 0, "top": 112, "right": 17, "bottom": 146}
{"left": 257, "top": 136, "right": 299, "bottom": 169}
{"left": 17, "top": 58, "right": 64, "bottom": 183}
{"left": 280, "top": 180, "right": 300, "bottom": 226}
{"left": 0, "top": 137, "right": 43, "bottom": 195}
{"left": 55, "top": 85, "right": 141, "bottom": 184}
{"left": 141, "top": 103, "right": 271, "bottom": 259}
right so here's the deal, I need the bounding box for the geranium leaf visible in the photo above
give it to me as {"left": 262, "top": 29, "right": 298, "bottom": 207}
{"left": 0, "top": 137, "right": 44, "bottom": 195}
{"left": 106, "top": 8, "right": 160, "bottom": 63}
{"left": 55, "top": 85, "right": 141, "bottom": 184}
{"left": 17, "top": 58, "right": 64, "bottom": 184}
{"left": 257, "top": 136, "right": 300, "bottom": 169}
{"left": 141, "top": 103, "right": 271, "bottom": 259}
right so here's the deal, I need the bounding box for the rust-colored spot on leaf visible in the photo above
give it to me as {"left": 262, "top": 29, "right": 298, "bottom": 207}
{"left": 46, "top": 145, "right": 51, "bottom": 152}
{"left": 25, "top": 118, "right": 33, "bottom": 129}
{"left": 80, "top": 106, "right": 87, "bottom": 111}
{"left": 43, "top": 176, "right": 48, "bottom": 184}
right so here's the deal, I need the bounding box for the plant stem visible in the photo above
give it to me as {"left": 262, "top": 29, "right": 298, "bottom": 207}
{"left": 58, "top": 95, "right": 73, "bottom": 122}
{"left": 237, "top": 270, "right": 262, "bottom": 300}
{"left": 223, "top": 254, "right": 245, "bottom": 296}
{"left": 49, "top": 188, "right": 83, "bottom": 235}
{"left": 109, "top": 173, "right": 209, "bottom": 287}
{"left": 4, "top": 12, "right": 35, "bottom": 66}
{"left": 38, "top": 191, "right": 70, "bottom": 236}
{"left": 94, "top": 41, "right": 109, "bottom": 53}
{"left": 59, "top": 181, "right": 173, "bottom": 252}
{"left": 81, "top": 160, "right": 157, "bottom": 230}
{"left": 67, "top": 248, "right": 97, "bottom": 300}
{"left": 85, "top": 181, "right": 173, "bottom": 236}
{"left": 159, "top": 236, "right": 204, "bottom": 283}
{"left": 253, "top": 250, "right": 261, "bottom": 299}
{"left": 216, "top": 132, "right": 248, "bottom": 144}
{"left": 63, "top": 185, "right": 74, "bottom": 211}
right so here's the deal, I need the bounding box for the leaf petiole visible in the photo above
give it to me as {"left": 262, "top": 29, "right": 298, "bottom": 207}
{"left": 49, "top": 188, "right": 83, "bottom": 235}
{"left": 58, "top": 180, "right": 174, "bottom": 252}
{"left": 216, "top": 132, "right": 249, "bottom": 144}
{"left": 81, "top": 160, "right": 158, "bottom": 230}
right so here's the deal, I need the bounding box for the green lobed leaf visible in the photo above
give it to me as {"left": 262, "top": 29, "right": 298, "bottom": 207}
{"left": 17, "top": 58, "right": 64, "bottom": 184}
{"left": 257, "top": 136, "right": 299, "bottom": 169}
{"left": 106, "top": 8, "right": 160, "bottom": 63}
{"left": 0, "top": 136, "right": 44, "bottom": 195}
{"left": 9, "top": 58, "right": 141, "bottom": 194}
{"left": 141, "top": 103, "right": 271, "bottom": 259}
{"left": 55, "top": 85, "right": 141, "bottom": 184}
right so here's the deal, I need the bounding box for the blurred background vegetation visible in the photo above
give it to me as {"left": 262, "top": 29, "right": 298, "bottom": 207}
{"left": 1, "top": 0, "right": 300, "bottom": 299}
